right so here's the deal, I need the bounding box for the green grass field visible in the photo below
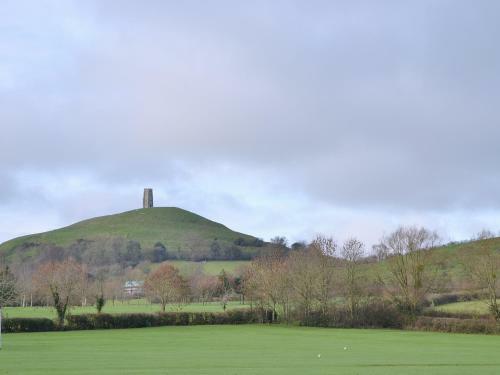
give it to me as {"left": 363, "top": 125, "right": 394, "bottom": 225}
{"left": 168, "top": 260, "right": 250, "bottom": 275}
{"left": 5, "top": 298, "right": 493, "bottom": 320}
{"left": 435, "top": 300, "right": 490, "bottom": 315}
{"left": 2, "top": 301, "right": 249, "bottom": 319}
{"left": 1, "top": 325, "right": 500, "bottom": 374}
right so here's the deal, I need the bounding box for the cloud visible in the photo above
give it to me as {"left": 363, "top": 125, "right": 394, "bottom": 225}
{"left": 1, "top": 0, "right": 500, "bottom": 245}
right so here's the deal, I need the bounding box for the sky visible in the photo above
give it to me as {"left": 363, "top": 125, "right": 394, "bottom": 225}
{"left": 1, "top": 0, "right": 500, "bottom": 249}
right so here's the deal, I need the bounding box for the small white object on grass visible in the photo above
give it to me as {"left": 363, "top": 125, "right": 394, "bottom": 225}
{"left": 344, "top": 346, "right": 348, "bottom": 350}
{"left": 317, "top": 354, "right": 321, "bottom": 358}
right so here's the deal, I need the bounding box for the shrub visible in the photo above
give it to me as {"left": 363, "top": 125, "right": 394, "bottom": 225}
{"left": 65, "top": 309, "right": 272, "bottom": 331}
{"left": 65, "top": 314, "right": 94, "bottom": 330}
{"left": 2, "top": 318, "right": 56, "bottom": 333}
{"left": 409, "top": 316, "right": 499, "bottom": 334}
{"left": 67, "top": 313, "right": 158, "bottom": 330}
{"left": 302, "top": 301, "right": 405, "bottom": 329}
{"left": 426, "top": 292, "right": 484, "bottom": 307}
{"left": 189, "top": 312, "right": 210, "bottom": 325}
{"left": 155, "top": 312, "right": 178, "bottom": 326}
{"left": 175, "top": 312, "right": 190, "bottom": 326}
{"left": 96, "top": 295, "right": 105, "bottom": 313}
{"left": 226, "top": 309, "right": 248, "bottom": 324}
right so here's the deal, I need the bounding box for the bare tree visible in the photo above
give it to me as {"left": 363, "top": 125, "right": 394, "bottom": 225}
{"left": 217, "top": 269, "right": 233, "bottom": 311}
{"left": 79, "top": 263, "right": 91, "bottom": 307}
{"left": 194, "top": 275, "right": 218, "bottom": 305}
{"left": 287, "top": 250, "right": 314, "bottom": 320}
{"left": 104, "top": 278, "right": 124, "bottom": 306}
{"left": 311, "top": 235, "right": 337, "bottom": 257}
{"left": 248, "top": 251, "right": 291, "bottom": 322}
{"left": 12, "top": 262, "right": 34, "bottom": 307}
{"left": 270, "top": 236, "right": 288, "bottom": 250}
{"left": 372, "top": 243, "right": 388, "bottom": 262}
{"left": 34, "top": 259, "right": 84, "bottom": 325}
{"left": 377, "top": 226, "right": 440, "bottom": 315}
{"left": 464, "top": 247, "right": 500, "bottom": 320}
{"left": 241, "top": 262, "right": 261, "bottom": 310}
{"left": 287, "top": 237, "right": 336, "bottom": 321}
{"left": 310, "top": 235, "right": 337, "bottom": 315}
{"left": 233, "top": 265, "right": 250, "bottom": 304}
{"left": 474, "top": 229, "right": 495, "bottom": 241}
{"left": 144, "top": 264, "right": 186, "bottom": 312}
{"left": 341, "top": 238, "right": 364, "bottom": 319}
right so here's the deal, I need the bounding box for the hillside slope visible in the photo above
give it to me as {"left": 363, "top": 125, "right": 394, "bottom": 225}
{"left": 361, "top": 236, "right": 500, "bottom": 293}
{"left": 0, "top": 207, "right": 263, "bottom": 263}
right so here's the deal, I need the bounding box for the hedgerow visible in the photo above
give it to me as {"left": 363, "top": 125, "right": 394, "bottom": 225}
{"left": 2, "top": 309, "right": 272, "bottom": 333}
{"left": 2, "top": 318, "right": 56, "bottom": 333}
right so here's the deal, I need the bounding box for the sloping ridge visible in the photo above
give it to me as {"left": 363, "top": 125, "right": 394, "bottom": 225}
{"left": 0, "top": 207, "right": 257, "bottom": 258}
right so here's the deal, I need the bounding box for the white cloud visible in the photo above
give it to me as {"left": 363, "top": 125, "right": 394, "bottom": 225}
{"left": 1, "top": 0, "right": 500, "bottom": 247}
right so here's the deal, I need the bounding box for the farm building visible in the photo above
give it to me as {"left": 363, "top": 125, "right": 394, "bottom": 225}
{"left": 124, "top": 280, "right": 144, "bottom": 296}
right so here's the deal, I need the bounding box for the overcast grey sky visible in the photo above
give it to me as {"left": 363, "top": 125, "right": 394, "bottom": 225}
{"left": 1, "top": 0, "right": 500, "bottom": 248}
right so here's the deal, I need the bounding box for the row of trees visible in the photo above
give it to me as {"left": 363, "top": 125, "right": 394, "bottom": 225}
{"left": 0, "top": 259, "right": 245, "bottom": 325}
{"left": 9, "top": 236, "right": 261, "bottom": 269}
{"left": 246, "top": 227, "right": 500, "bottom": 322}
{"left": 245, "top": 235, "right": 363, "bottom": 322}
{"left": 1, "top": 226, "right": 499, "bottom": 326}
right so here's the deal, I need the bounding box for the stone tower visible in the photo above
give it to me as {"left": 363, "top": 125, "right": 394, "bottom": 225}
{"left": 143, "top": 188, "right": 153, "bottom": 208}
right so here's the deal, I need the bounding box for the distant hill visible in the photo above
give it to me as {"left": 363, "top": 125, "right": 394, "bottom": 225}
{"left": 362, "top": 236, "right": 500, "bottom": 293}
{"left": 426, "top": 236, "right": 500, "bottom": 283}
{"left": 0, "top": 207, "right": 266, "bottom": 265}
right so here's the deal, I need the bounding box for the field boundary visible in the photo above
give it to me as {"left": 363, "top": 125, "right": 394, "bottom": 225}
{"left": 1, "top": 309, "right": 273, "bottom": 333}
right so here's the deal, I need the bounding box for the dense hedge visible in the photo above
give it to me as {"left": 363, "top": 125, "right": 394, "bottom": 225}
{"left": 301, "top": 302, "right": 405, "bottom": 329}
{"left": 3, "top": 308, "right": 498, "bottom": 335}
{"left": 2, "top": 309, "right": 272, "bottom": 333}
{"left": 1, "top": 318, "right": 56, "bottom": 333}
{"left": 300, "top": 302, "right": 500, "bottom": 334}
{"left": 66, "top": 309, "right": 271, "bottom": 330}
{"left": 426, "top": 292, "right": 484, "bottom": 307}
{"left": 409, "top": 316, "right": 499, "bottom": 334}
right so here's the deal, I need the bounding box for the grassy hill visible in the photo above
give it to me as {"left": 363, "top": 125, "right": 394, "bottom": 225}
{"left": 420, "top": 236, "right": 500, "bottom": 287}
{"left": 360, "top": 236, "right": 500, "bottom": 294}
{"left": 0, "top": 207, "right": 264, "bottom": 263}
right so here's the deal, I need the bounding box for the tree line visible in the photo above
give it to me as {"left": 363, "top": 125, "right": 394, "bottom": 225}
{"left": 6, "top": 236, "right": 264, "bottom": 270}
{"left": 1, "top": 225, "right": 499, "bottom": 327}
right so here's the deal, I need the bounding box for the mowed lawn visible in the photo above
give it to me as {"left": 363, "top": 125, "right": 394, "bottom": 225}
{"left": 1, "top": 325, "right": 500, "bottom": 374}
{"left": 3, "top": 301, "right": 249, "bottom": 319}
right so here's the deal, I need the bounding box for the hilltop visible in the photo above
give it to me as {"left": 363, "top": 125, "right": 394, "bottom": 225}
{"left": 0, "top": 207, "right": 266, "bottom": 265}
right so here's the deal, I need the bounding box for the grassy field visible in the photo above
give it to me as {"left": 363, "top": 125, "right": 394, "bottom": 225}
{"left": 0, "top": 207, "right": 261, "bottom": 260}
{"left": 435, "top": 300, "right": 490, "bottom": 315}
{"left": 168, "top": 260, "right": 250, "bottom": 275}
{"left": 1, "top": 325, "right": 500, "bottom": 374}
{"left": 2, "top": 301, "right": 249, "bottom": 319}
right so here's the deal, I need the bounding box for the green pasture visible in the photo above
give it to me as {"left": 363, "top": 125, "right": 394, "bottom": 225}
{"left": 167, "top": 260, "right": 249, "bottom": 275}
{"left": 1, "top": 325, "right": 500, "bottom": 374}
{"left": 434, "top": 300, "right": 490, "bottom": 315}
{"left": 2, "top": 300, "right": 249, "bottom": 319}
